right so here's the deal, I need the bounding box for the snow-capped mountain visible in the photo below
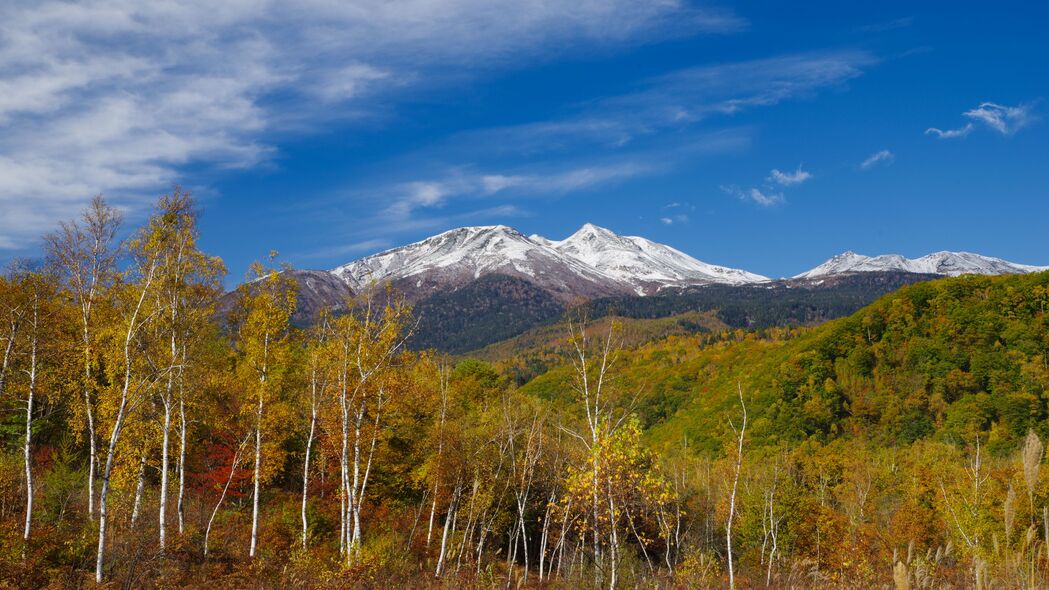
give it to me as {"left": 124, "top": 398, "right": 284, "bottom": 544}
{"left": 550, "top": 223, "right": 768, "bottom": 294}
{"left": 796, "top": 251, "right": 1049, "bottom": 279}
{"left": 331, "top": 225, "right": 624, "bottom": 300}
{"left": 331, "top": 223, "right": 766, "bottom": 300}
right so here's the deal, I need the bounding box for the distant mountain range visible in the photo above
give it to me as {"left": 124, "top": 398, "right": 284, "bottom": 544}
{"left": 330, "top": 223, "right": 767, "bottom": 300}
{"left": 225, "top": 224, "right": 1047, "bottom": 352}
{"left": 795, "top": 250, "right": 1048, "bottom": 279}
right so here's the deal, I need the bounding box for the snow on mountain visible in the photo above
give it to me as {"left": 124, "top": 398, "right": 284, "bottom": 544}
{"left": 549, "top": 223, "right": 769, "bottom": 294}
{"left": 330, "top": 223, "right": 767, "bottom": 299}
{"left": 796, "top": 250, "right": 1049, "bottom": 279}
{"left": 331, "top": 225, "right": 624, "bottom": 300}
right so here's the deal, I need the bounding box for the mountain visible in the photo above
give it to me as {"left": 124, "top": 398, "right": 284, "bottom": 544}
{"left": 216, "top": 269, "right": 354, "bottom": 327}
{"left": 796, "top": 250, "right": 1048, "bottom": 279}
{"left": 549, "top": 223, "right": 768, "bottom": 295}
{"left": 331, "top": 223, "right": 764, "bottom": 300}
{"left": 331, "top": 225, "right": 626, "bottom": 301}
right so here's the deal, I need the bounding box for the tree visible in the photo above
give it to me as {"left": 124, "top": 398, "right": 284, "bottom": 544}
{"left": 563, "top": 310, "right": 632, "bottom": 589}
{"left": 6, "top": 265, "right": 62, "bottom": 544}
{"left": 95, "top": 200, "right": 168, "bottom": 583}
{"left": 300, "top": 313, "right": 331, "bottom": 549}
{"left": 726, "top": 383, "right": 747, "bottom": 590}
{"left": 141, "top": 187, "right": 225, "bottom": 550}
{"left": 325, "top": 292, "right": 412, "bottom": 563}
{"left": 0, "top": 275, "right": 24, "bottom": 401}
{"left": 230, "top": 254, "right": 297, "bottom": 558}
{"left": 44, "top": 195, "right": 121, "bottom": 520}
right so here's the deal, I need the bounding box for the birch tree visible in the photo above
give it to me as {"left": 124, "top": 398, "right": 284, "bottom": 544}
{"left": 44, "top": 195, "right": 121, "bottom": 519}
{"left": 7, "top": 267, "right": 60, "bottom": 543}
{"left": 563, "top": 311, "right": 631, "bottom": 588}
{"left": 301, "top": 314, "right": 331, "bottom": 549}
{"left": 231, "top": 255, "right": 296, "bottom": 558}
{"left": 726, "top": 383, "right": 747, "bottom": 590}
{"left": 95, "top": 213, "right": 165, "bottom": 583}
{"left": 327, "top": 293, "right": 412, "bottom": 563}
{"left": 143, "top": 188, "right": 224, "bottom": 550}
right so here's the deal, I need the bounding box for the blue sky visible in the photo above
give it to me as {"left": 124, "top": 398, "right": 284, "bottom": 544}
{"left": 1, "top": 1, "right": 1046, "bottom": 282}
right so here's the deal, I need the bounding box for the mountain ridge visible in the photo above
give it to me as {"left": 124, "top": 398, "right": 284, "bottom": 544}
{"left": 331, "top": 223, "right": 769, "bottom": 300}
{"left": 795, "top": 250, "right": 1048, "bottom": 279}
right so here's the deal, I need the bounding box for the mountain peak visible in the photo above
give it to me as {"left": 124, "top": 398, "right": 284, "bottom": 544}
{"left": 797, "top": 250, "right": 1048, "bottom": 279}
{"left": 567, "top": 222, "right": 618, "bottom": 240}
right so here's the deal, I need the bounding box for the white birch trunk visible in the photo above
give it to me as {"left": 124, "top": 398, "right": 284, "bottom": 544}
{"left": 159, "top": 392, "right": 171, "bottom": 550}
{"left": 249, "top": 333, "right": 267, "bottom": 559}
{"left": 177, "top": 395, "right": 187, "bottom": 535}
{"left": 726, "top": 383, "right": 747, "bottom": 590}
{"left": 131, "top": 452, "right": 146, "bottom": 527}
{"left": 435, "top": 482, "right": 459, "bottom": 577}
{"left": 205, "top": 433, "right": 249, "bottom": 557}
{"left": 301, "top": 396, "right": 316, "bottom": 549}
{"left": 22, "top": 302, "right": 37, "bottom": 542}
{"left": 250, "top": 397, "right": 262, "bottom": 558}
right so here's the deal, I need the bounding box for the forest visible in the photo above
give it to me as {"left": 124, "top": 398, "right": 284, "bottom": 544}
{"left": 2, "top": 189, "right": 1049, "bottom": 590}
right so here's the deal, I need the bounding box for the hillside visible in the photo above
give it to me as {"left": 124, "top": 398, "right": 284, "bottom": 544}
{"left": 518, "top": 270, "right": 1049, "bottom": 454}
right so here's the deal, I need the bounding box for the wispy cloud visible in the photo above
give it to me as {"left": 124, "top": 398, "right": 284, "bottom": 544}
{"left": 926, "top": 101, "right": 1036, "bottom": 139}
{"left": 721, "top": 185, "right": 784, "bottom": 207}
{"left": 768, "top": 166, "right": 813, "bottom": 186}
{"left": 925, "top": 124, "right": 973, "bottom": 139}
{"left": 383, "top": 162, "right": 654, "bottom": 219}
{"left": 0, "top": 0, "right": 743, "bottom": 250}
{"left": 860, "top": 149, "right": 894, "bottom": 169}
{"left": 451, "top": 50, "right": 877, "bottom": 155}
{"left": 300, "top": 238, "right": 393, "bottom": 260}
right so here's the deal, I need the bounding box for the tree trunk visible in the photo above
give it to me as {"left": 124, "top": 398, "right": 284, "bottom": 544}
{"left": 22, "top": 312, "right": 36, "bottom": 542}
{"left": 159, "top": 392, "right": 171, "bottom": 550}
{"left": 81, "top": 314, "right": 97, "bottom": 522}
{"left": 727, "top": 383, "right": 748, "bottom": 590}
{"left": 177, "top": 395, "right": 187, "bottom": 535}
{"left": 436, "top": 480, "right": 460, "bottom": 577}
{"left": 249, "top": 331, "right": 267, "bottom": 559}
{"left": 131, "top": 452, "right": 147, "bottom": 527}
{"left": 0, "top": 314, "right": 16, "bottom": 399}
{"left": 301, "top": 402, "right": 316, "bottom": 549}
{"left": 249, "top": 394, "right": 262, "bottom": 558}
{"left": 205, "top": 433, "right": 248, "bottom": 558}
{"left": 84, "top": 379, "right": 97, "bottom": 520}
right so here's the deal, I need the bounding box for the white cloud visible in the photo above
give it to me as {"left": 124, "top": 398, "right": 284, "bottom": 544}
{"left": 721, "top": 185, "right": 784, "bottom": 207}
{"left": 660, "top": 214, "right": 688, "bottom": 225}
{"left": 963, "top": 102, "right": 1034, "bottom": 134}
{"left": 0, "top": 0, "right": 743, "bottom": 250}
{"left": 860, "top": 149, "right": 894, "bottom": 169}
{"left": 926, "top": 101, "right": 1036, "bottom": 139}
{"left": 301, "top": 238, "right": 393, "bottom": 260}
{"left": 925, "top": 124, "right": 973, "bottom": 139}
{"left": 376, "top": 160, "right": 655, "bottom": 227}
{"left": 480, "top": 174, "right": 526, "bottom": 194}
{"left": 768, "top": 166, "right": 812, "bottom": 186}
